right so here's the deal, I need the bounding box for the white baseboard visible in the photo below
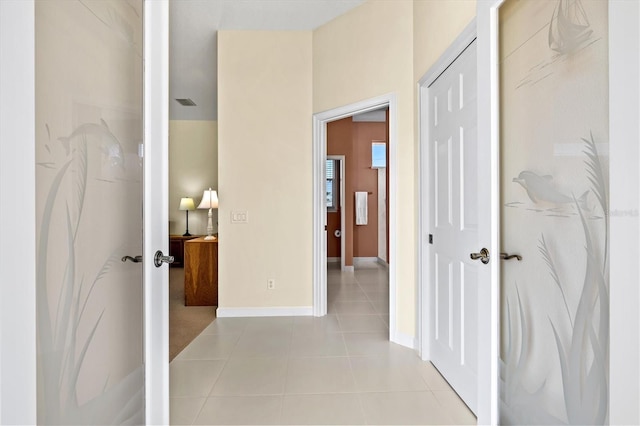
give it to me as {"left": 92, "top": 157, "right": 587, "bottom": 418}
{"left": 216, "top": 306, "right": 313, "bottom": 318}
{"left": 343, "top": 265, "right": 354, "bottom": 272}
{"left": 354, "top": 257, "right": 379, "bottom": 266}
{"left": 327, "top": 257, "right": 340, "bottom": 263}
{"left": 376, "top": 257, "right": 389, "bottom": 268}
{"left": 391, "top": 329, "right": 418, "bottom": 350}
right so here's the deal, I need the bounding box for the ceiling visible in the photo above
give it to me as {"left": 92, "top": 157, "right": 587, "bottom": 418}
{"left": 169, "top": 0, "right": 365, "bottom": 121}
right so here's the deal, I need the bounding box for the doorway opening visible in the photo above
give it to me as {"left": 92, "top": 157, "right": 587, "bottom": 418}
{"left": 312, "top": 93, "right": 400, "bottom": 344}
{"left": 325, "top": 111, "right": 388, "bottom": 274}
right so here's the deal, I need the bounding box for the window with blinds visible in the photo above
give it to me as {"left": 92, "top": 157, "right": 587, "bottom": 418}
{"left": 326, "top": 159, "right": 338, "bottom": 211}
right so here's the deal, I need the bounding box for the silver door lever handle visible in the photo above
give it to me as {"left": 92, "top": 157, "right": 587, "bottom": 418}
{"left": 470, "top": 248, "right": 490, "bottom": 264}
{"left": 122, "top": 255, "right": 143, "bottom": 263}
{"left": 154, "top": 250, "right": 174, "bottom": 267}
{"left": 500, "top": 252, "right": 522, "bottom": 261}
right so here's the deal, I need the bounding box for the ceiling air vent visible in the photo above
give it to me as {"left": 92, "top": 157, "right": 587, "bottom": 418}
{"left": 175, "top": 98, "right": 196, "bottom": 106}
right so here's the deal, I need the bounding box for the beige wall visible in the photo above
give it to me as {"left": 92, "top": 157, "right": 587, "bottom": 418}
{"left": 217, "top": 30, "right": 313, "bottom": 308}
{"left": 314, "top": 0, "right": 417, "bottom": 336}
{"left": 215, "top": 0, "right": 477, "bottom": 338}
{"left": 413, "top": 0, "right": 477, "bottom": 81}
{"left": 168, "top": 120, "right": 218, "bottom": 236}
{"left": 314, "top": 0, "right": 475, "bottom": 337}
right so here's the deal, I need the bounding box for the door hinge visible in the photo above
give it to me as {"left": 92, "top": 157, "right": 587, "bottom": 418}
{"left": 428, "top": 234, "right": 433, "bottom": 244}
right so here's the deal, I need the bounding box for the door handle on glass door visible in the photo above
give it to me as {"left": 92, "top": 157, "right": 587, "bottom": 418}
{"left": 500, "top": 252, "right": 522, "bottom": 261}
{"left": 470, "top": 248, "right": 490, "bottom": 264}
{"left": 122, "top": 255, "right": 143, "bottom": 263}
{"left": 153, "top": 250, "right": 174, "bottom": 267}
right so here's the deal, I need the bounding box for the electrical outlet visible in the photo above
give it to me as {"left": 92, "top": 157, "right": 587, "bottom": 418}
{"left": 267, "top": 279, "right": 275, "bottom": 290}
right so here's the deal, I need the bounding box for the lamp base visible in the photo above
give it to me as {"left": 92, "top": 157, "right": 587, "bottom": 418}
{"left": 183, "top": 210, "right": 193, "bottom": 238}
{"left": 204, "top": 207, "right": 215, "bottom": 241}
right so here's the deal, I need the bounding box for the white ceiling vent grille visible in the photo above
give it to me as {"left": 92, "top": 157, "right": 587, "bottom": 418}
{"left": 175, "top": 98, "right": 196, "bottom": 106}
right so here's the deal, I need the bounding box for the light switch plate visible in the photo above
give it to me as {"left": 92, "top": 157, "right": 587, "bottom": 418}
{"left": 231, "top": 210, "right": 248, "bottom": 224}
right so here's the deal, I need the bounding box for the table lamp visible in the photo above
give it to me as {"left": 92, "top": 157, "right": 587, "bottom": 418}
{"left": 179, "top": 197, "right": 195, "bottom": 236}
{"left": 197, "top": 188, "right": 218, "bottom": 240}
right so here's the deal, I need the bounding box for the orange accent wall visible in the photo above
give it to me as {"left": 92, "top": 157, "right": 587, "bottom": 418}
{"left": 327, "top": 117, "right": 387, "bottom": 265}
{"left": 326, "top": 164, "right": 341, "bottom": 258}
{"left": 352, "top": 121, "right": 385, "bottom": 257}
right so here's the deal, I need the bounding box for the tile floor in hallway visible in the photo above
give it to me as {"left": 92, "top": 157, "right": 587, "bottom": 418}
{"left": 170, "top": 262, "right": 476, "bottom": 425}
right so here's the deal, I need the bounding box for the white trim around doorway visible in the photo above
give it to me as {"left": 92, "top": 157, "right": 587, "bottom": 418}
{"left": 608, "top": 1, "right": 640, "bottom": 423}
{"left": 0, "top": 1, "right": 36, "bottom": 423}
{"left": 312, "top": 93, "right": 401, "bottom": 346}
{"left": 143, "top": 1, "right": 170, "bottom": 424}
{"left": 327, "top": 155, "right": 346, "bottom": 272}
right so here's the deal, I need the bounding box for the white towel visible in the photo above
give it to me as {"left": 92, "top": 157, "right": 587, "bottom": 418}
{"left": 355, "top": 192, "right": 368, "bottom": 225}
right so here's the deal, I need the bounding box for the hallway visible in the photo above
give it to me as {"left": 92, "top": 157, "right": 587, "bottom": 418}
{"left": 169, "top": 263, "right": 475, "bottom": 425}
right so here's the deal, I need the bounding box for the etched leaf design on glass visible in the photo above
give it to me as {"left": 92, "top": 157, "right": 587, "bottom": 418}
{"left": 501, "top": 135, "right": 609, "bottom": 425}
{"left": 37, "top": 121, "right": 142, "bottom": 424}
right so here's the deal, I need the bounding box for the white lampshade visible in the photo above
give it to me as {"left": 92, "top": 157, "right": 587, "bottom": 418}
{"left": 197, "top": 188, "right": 218, "bottom": 209}
{"left": 179, "top": 197, "right": 195, "bottom": 211}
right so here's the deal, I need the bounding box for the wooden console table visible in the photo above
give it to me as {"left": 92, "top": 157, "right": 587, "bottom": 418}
{"left": 169, "top": 235, "right": 200, "bottom": 267}
{"left": 184, "top": 237, "right": 218, "bottom": 306}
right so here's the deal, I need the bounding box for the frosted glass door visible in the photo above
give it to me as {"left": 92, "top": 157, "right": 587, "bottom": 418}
{"left": 498, "top": 1, "right": 609, "bottom": 424}
{"left": 35, "top": 1, "right": 144, "bottom": 423}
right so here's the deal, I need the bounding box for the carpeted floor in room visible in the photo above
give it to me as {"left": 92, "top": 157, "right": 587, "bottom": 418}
{"left": 169, "top": 267, "right": 216, "bottom": 361}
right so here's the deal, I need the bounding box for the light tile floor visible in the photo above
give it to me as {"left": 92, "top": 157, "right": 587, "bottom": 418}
{"left": 170, "top": 263, "right": 476, "bottom": 425}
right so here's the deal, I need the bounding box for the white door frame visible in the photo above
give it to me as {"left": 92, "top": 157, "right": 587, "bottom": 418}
{"left": 312, "top": 94, "right": 400, "bottom": 344}
{"left": 608, "top": 2, "right": 640, "bottom": 422}
{"left": 0, "top": 1, "right": 169, "bottom": 423}
{"left": 143, "top": 1, "right": 170, "bottom": 424}
{"left": 420, "top": 4, "right": 640, "bottom": 423}
{"left": 477, "top": 0, "right": 640, "bottom": 424}
{"left": 0, "top": 2, "right": 36, "bottom": 423}
{"left": 326, "top": 155, "right": 346, "bottom": 272}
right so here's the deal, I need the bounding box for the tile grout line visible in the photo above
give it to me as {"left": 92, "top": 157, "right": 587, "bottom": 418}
{"left": 357, "top": 264, "right": 389, "bottom": 333}
{"left": 191, "top": 321, "right": 246, "bottom": 424}
{"left": 341, "top": 321, "right": 370, "bottom": 424}
{"left": 187, "top": 396, "right": 206, "bottom": 426}
{"left": 169, "top": 332, "right": 242, "bottom": 425}
{"left": 183, "top": 263, "right": 468, "bottom": 425}
{"left": 278, "top": 318, "right": 296, "bottom": 424}
{"left": 333, "top": 269, "right": 370, "bottom": 425}
{"left": 169, "top": 320, "right": 240, "bottom": 425}
{"left": 351, "top": 264, "right": 394, "bottom": 425}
